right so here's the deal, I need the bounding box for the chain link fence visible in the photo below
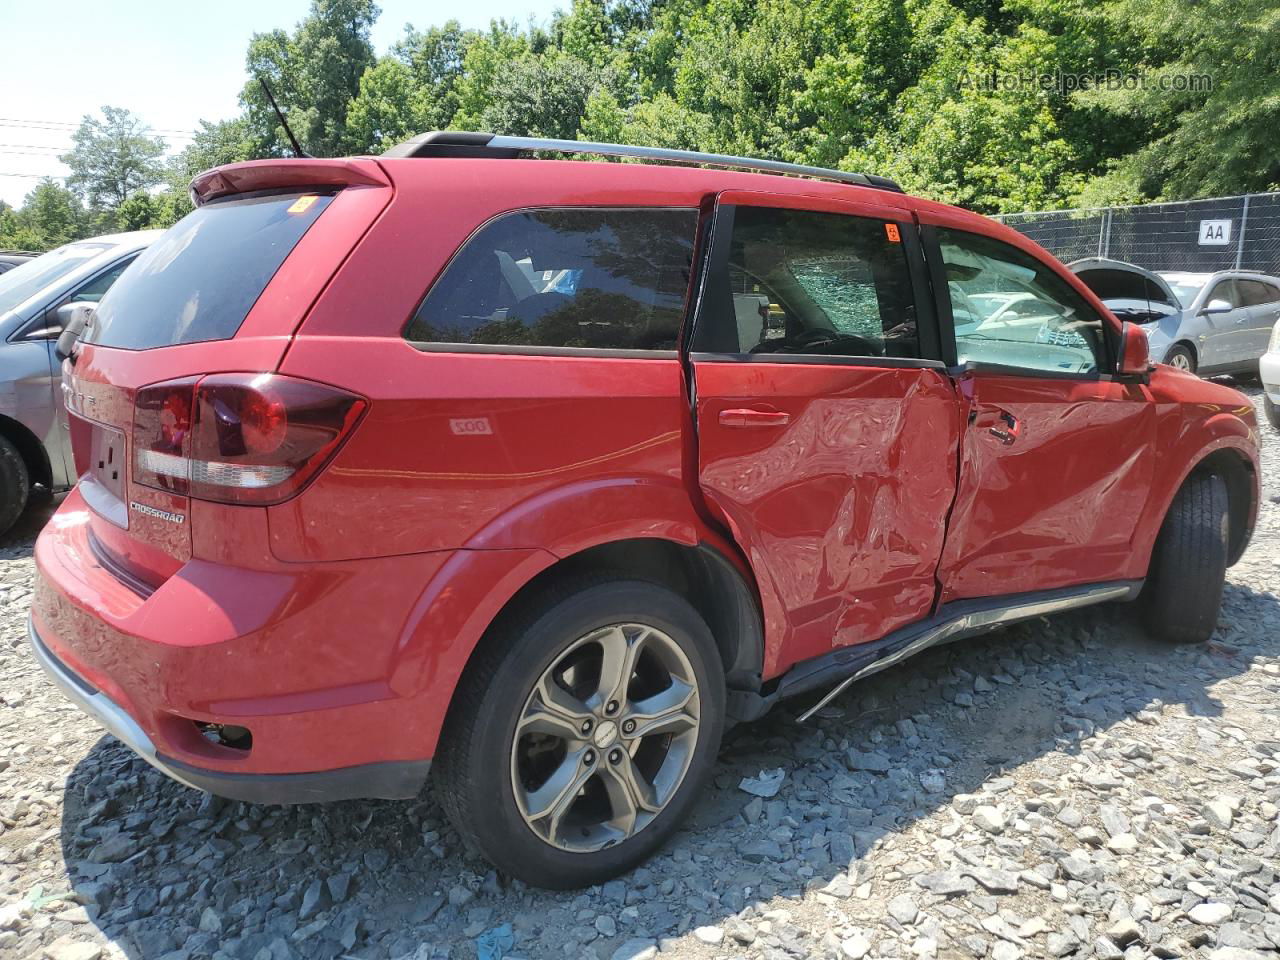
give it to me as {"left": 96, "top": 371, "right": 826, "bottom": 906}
{"left": 996, "top": 192, "right": 1280, "bottom": 277}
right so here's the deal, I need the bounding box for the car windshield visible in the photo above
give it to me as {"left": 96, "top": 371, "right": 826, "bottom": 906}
{"left": 1165, "top": 280, "right": 1205, "bottom": 307}
{"left": 0, "top": 241, "right": 112, "bottom": 316}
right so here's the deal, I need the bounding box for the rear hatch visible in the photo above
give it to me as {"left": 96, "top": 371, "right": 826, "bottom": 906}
{"left": 64, "top": 160, "right": 391, "bottom": 588}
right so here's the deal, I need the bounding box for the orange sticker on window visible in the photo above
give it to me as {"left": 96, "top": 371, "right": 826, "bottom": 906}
{"left": 884, "top": 223, "right": 901, "bottom": 243}
{"left": 287, "top": 195, "right": 318, "bottom": 214}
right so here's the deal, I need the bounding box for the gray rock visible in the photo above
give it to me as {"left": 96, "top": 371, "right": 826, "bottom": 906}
{"left": 973, "top": 806, "right": 1005, "bottom": 834}
{"left": 1189, "top": 903, "right": 1233, "bottom": 925}
{"left": 847, "top": 750, "right": 892, "bottom": 772}
{"left": 1204, "top": 799, "right": 1236, "bottom": 830}
{"left": 1047, "top": 932, "right": 1080, "bottom": 957}
{"left": 299, "top": 879, "right": 330, "bottom": 921}
{"left": 42, "top": 938, "right": 103, "bottom": 960}
{"left": 842, "top": 934, "right": 872, "bottom": 959}
{"left": 888, "top": 893, "right": 919, "bottom": 925}
{"left": 198, "top": 907, "right": 222, "bottom": 933}
{"left": 1106, "top": 918, "right": 1142, "bottom": 946}
{"left": 724, "top": 918, "right": 755, "bottom": 945}
{"left": 610, "top": 938, "right": 657, "bottom": 960}
{"left": 966, "top": 867, "right": 1019, "bottom": 894}
{"left": 693, "top": 925, "right": 723, "bottom": 944}
{"left": 915, "top": 871, "right": 975, "bottom": 896}
{"left": 1059, "top": 855, "right": 1100, "bottom": 883}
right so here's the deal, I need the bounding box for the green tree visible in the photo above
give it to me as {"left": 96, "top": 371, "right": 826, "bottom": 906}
{"left": 60, "top": 106, "right": 167, "bottom": 211}
{"left": 1077, "top": 0, "right": 1280, "bottom": 200}
{"left": 0, "top": 179, "right": 89, "bottom": 251}
{"left": 477, "top": 53, "right": 608, "bottom": 139}
{"left": 242, "top": 0, "right": 381, "bottom": 156}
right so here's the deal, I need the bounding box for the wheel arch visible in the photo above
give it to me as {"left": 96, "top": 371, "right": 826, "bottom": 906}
{"left": 1137, "top": 438, "right": 1258, "bottom": 572}
{"left": 490, "top": 537, "right": 767, "bottom": 693}
{"left": 399, "top": 532, "right": 768, "bottom": 758}
{"left": 0, "top": 413, "right": 51, "bottom": 489}
{"left": 1193, "top": 447, "right": 1257, "bottom": 566}
{"left": 1166, "top": 340, "right": 1198, "bottom": 366}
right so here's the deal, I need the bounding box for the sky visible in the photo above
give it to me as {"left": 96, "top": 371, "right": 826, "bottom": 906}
{"left": 0, "top": 0, "right": 563, "bottom": 207}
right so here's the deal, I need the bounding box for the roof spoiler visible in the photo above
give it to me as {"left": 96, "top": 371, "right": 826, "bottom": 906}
{"left": 190, "top": 158, "right": 390, "bottom": 205}
{"left": 383, "top": 131, "right": 903, "bottom": 192}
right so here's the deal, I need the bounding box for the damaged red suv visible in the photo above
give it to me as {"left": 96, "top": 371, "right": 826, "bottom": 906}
{"left": 29, "top": 133, "right": 1259, "bottom": 888}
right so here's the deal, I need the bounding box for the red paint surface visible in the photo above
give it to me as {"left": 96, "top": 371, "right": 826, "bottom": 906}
{"left": 30, "top": 155, "right": 1261, "bottom": 781}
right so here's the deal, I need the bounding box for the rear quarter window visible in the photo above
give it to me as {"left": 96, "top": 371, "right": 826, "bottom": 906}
{"left": 85, "top": 192, "right": 332, "bottom": 350}
{"left": 405, "top": 208, "right": 697, "bottom": 352}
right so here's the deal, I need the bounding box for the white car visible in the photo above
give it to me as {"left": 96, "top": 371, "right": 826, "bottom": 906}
{"left": 1262, "top": 319, "right": 1280, "bottom": 430}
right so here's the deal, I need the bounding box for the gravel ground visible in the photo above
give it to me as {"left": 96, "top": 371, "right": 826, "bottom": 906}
{"left": 1, "top": 385, "right": 1277, "bottom": 960}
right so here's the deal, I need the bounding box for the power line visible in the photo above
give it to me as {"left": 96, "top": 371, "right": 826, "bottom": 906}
{"left": 0, "top": 117, "right": 198, "bottom": 139}
{"left": 0, "top": 172, "right": 67, "bottom": 179}
{"left": 0, "top": 143, "right": 74, "bottom": 151}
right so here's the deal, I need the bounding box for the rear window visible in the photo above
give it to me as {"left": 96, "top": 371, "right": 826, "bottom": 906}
{"left": 405, "top": 208, "right": 697, "bottom": 352}
{"left": 85, "top": 192, "right": 333, "bottom": 350}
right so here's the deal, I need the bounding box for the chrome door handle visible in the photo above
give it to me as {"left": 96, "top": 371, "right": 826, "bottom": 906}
{"left": 987, "top": 411, "right": 1021, "bottom": 445}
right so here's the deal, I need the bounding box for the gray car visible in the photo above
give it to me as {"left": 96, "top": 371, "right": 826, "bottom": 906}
{"left": 1069, "top": 258, "right": 1280, "bottom": 376}
{"left": 0, "top": 231, "right": 158, "bottom": 535}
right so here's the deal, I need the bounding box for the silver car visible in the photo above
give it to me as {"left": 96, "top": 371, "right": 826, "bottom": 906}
{"left": 0, "top": 231, "right": 158, "bottom": 535}
{"left": 1069, "top": 259, "right": 1280, "bottom": 376}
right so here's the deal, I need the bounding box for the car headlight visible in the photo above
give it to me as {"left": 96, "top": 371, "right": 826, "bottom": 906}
{"left": 1269, "top": 321, "right": 1280, "bottom": 353}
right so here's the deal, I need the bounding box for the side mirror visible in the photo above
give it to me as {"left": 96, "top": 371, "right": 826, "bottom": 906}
{"left": 1117, "top": 321, "right": 1151, "bottom": 378}
{"left": 54, "top": 302, "right": 95, "bottom": 363}
{"left": 1202, "top": 299, "right": 1232, "bottom": 315}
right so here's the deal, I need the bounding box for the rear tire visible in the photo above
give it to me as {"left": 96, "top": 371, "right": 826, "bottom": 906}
{"left": 1265, "top": 393, "right": 1280, "bottom": 431}
{"left": 1141, "top": 471, "right": 1229, "bottom": 644}
{"left": 0, "top": 436, "right": 30, "bottom": 537}
{"left": 1164, "top": 344, "right": 1197, "bottom": 373}
{"left": 435, "top": 577, "right": 726, "bottom": 889}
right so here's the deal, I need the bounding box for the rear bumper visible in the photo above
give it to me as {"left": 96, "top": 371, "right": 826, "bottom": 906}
{"left": 28, "top": 616, "right": 429, "bottom": 803}
{"left": 29, "top": 486, "right": 465, "bottom": 797}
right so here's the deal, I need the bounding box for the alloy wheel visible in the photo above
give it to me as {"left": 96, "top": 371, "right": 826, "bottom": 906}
{"left": 510, "top": 622, "right": 701, "bottom": 852}
{"left": 1168, "top": 352, "right": 1192, "bottom": 371}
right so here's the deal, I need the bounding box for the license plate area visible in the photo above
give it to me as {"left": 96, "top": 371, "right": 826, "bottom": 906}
{"left": 89, "top": 424, "right": 126, "bottom": 502}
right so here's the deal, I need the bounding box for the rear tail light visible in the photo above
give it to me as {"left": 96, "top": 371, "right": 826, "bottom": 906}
{"left": 133, "top": 374, "right": 365, "bottom": 505}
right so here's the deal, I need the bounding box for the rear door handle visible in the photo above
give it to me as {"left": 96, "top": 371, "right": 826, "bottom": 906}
{"left": 719, "top": 408, "right": 791, "bottom": 428}
{"left": 983, "top": 410, "right": 1021, "bottom": 445}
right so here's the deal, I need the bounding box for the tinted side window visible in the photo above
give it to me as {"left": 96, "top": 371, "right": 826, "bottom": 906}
{"left": 405, "top": 208, "right": 697, "bottom": 351}
{"left": 1207, "top": 280, "right": 1242, "bottom": 308}
{"left": 1236, "top": 279, "right": 1280, "bottom": 306}
{"left": 939, "top": 229, "right": 1105, "bottom": 375}
{"left": 68, "top": 257, "right": 136, "bottom": 304}
{"left": 696, "top": 207, "right": 918, "bottom": 358}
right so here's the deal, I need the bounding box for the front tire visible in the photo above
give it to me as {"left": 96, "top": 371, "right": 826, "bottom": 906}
{"left": 435, "top": 578, "right": 726, "bottom": 889}
{"left": 1141, "top": 471, "right": 1229, "bottom": 644}
{"left": 0, "top": 436, "right": 30, "bottom": 537}
{"left": 1164, "top": 344, "right": 1197, "bottom": 374}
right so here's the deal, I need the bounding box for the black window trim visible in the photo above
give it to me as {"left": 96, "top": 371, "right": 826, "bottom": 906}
{"left": 401, "top": 204, "right": 702, "bottom": 357}
{"left": 923, "top": 224, "right": 1119, "bottom": 382}
{"left": 687, "top": 201, "right": 942, "bottom": 366}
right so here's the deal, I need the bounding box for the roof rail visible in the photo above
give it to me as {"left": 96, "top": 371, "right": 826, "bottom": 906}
{"left": 382, "top": 131, "right": 903, "bottom": 193}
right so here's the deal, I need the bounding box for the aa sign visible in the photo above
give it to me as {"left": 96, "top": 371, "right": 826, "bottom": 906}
{"left": 1199, "top": 220, "right": 1232, "bottom": 245}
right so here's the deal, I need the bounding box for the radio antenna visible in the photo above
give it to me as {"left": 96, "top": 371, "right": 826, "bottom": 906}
{"left": 258, "top": 76, "right": 308, "bottom": 158}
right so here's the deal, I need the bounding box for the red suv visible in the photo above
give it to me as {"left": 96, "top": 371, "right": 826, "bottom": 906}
{"left": 28, "top": 134, "right": 1259, "bottom": 889}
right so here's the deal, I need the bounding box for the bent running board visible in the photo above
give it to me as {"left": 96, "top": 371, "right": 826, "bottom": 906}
{"left": 778, "top": 580, "right": 1142, "bottom": 723}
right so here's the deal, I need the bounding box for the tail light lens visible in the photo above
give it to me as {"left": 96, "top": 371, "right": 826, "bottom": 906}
{"left": 133, "top": 374, "right": 366, "bottom": 505}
